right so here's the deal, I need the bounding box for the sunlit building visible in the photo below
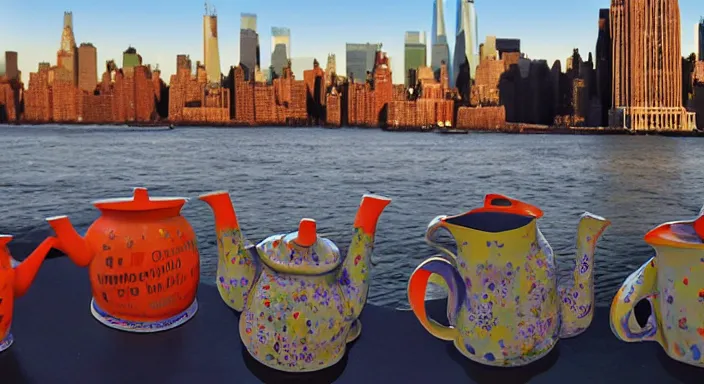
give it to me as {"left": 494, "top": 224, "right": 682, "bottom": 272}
{"left": 240, "top": 13, "right": 260, "bottom": 80}
{"left": 271, "top": 27, "right": 290, "bottom": 78}
{"left": 610, "top": 0, "right": 696, "bottom": 130}
{"left": 203, "top": 4, "right": 222, "bottom": 84}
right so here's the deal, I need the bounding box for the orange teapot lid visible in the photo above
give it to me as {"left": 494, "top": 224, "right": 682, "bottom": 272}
{"left": 92, "top": 187, "right": 187, "bottom": 212}
{"left": 466, "top": 193, "right": 544, "bottom": 218}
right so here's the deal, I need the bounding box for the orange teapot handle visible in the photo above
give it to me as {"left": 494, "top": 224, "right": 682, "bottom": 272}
{"left": 468, "top": 193, "right": 544, "bottom": 218}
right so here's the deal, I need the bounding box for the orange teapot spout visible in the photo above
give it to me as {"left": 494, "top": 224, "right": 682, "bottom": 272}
{"left": 45, "top": 216, "right": 94, "bottom": 267}
{"left": 0, "top": 235, "right": 56, "bottom": 297}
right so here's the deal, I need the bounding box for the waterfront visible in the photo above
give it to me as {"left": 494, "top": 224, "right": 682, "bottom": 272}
{"left": 1, "top": 125, "right": 703, "bottom": 309}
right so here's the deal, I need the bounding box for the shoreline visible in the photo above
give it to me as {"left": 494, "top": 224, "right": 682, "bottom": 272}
{"left": 3, "top": 120, "right": 703, "bottom": 136}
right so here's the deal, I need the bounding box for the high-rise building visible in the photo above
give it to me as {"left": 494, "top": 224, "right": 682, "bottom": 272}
{"left": 77, "top": 43, "right": 97, "bottom": 93}
{"left": 0, "top": 55, "right": 5, "bottom": 77}
{"left": 57, "top": 11, "right": 78, "bottom": 85}
{"left": 271, "top": 27, "right": 291, "bottom": 78}
{"left": 610, "top": 0, "right": 695, "bottom": 130}
{"left": 453, "top": 0, "right": 478, "bottom": 84}
{"left": 480, "top": 36, "right": 497, "bottom": 62}
{"left": 698, "top": 18, "right": 704, "bottom": 61}
{"left": 325, "top": 54, "right": 336, "bottom": 85}
{"left": 122, "top": 46, "right": 142, "bottom": 69}
{"left": 431, "top": 0, "right": 451, "bottom": 81}
{"left": 3, "top": 51, "right": 18, "bottom": 81}
{"left": 595, "top": 9, "right": 612, "bottom": 126}
{"left": 404, "top": 31, "right": 427, "bottom": 87}
{"left": 495, "top": 38, "right": 520, "bottom": 58}
{"left": 346, "top": 43, "right": 381, "bottom": 83}
{"left": 203, "top": 4, "right": 222, "bottom": 85}
{"left": 240, "top": 13, "right": 260, "bottom": 80}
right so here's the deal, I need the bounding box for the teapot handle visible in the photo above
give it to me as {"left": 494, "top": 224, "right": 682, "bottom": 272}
{"left": 425, "top": 215, "right": 457, "bottom": 262}
{"left": 610, "top": 257, "right": 663, "bottom": 344}
{"left": 407, "top": 257, "right": 464, "bottom": 341}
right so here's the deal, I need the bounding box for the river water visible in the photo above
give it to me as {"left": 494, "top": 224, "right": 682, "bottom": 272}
{"left": 1, "top": 125, "right": 703, "bottom": 309}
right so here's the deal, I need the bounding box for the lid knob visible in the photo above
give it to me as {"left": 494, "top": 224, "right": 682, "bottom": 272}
{"left": 295, "top": 219, "right": 317, "bottom": 247}
{"left": 133, "top": 187, "right": 150, "bottom": 202}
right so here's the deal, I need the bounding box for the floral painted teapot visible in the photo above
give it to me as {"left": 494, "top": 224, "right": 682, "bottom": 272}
{"left": 199, "top": 191, "right": 391, "bottom": 372}
{"left": 408, "top": 194, "right": 611, "bottom": 367}
{"left": 611, "top": 206, "right": 704, "bottom": 367}
{"left": 0, "top": 235, "right": 56, "bottom": 352}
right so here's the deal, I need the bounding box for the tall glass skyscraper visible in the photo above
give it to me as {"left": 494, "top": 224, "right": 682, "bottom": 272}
{"left": 431, "top": 0, "right": 451, "bottom": 82}
{"left": 453, "top": 0, "right": 478, "bottom": 84}
{"left": 696, "top": 17, "right": 704, "bottom": 60}
{"left": 240, "top": 13, "right": 260, "bottom": 80}
{"left": 404, "top": 31, "right": 427, "bottom": 87}
{"left": 346, "top": 43, "right": 381, "bottom": 83}
{"left": 271, "top": 27, "right": 290, "bottom": 78}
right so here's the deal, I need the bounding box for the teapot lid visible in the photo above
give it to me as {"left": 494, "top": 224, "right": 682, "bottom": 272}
{"left": 466, "top": 193, "right": 544, "bottom": 218}
{"left": 646, "top": 213, "right": 704, "bottom": 249}
{"left": 256, "top": 218, "right": 341, "bottom": 275}
{"left": 93, "top": 187, "right": 188, "bottom": 212}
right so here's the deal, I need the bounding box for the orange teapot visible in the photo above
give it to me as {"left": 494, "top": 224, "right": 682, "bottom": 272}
{"left": 0, "top": 235, "right": 55, "bottom": 352}
{"left": 46, "top": 188, "right": 200, "bottom": 333}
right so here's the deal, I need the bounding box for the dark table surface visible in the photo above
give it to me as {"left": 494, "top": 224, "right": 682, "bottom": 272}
{"left": 1, "top": 256, "right": 701, "bottom": 384}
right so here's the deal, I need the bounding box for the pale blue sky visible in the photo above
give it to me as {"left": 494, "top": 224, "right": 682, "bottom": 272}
{"left": 2, "top": 0, "right": 701, "bottom": 84}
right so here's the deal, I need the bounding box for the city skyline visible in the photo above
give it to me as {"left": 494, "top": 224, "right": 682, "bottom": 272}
{"left": 1, "top": 0, "right": 701, "bottom": 85}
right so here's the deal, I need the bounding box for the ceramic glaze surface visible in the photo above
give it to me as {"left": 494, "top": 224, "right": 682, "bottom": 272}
{"left": 47, "top": 188, "right": 200, "bottom": 332}
{"left": 200, "top": 191, "right": 390, "bottom": 372}
{"left": 215, "top": 227, "right": 256, "bottom": 311}
{"left": 408, "top": 194, "right": 610, "bottom": 367}
{"left": 0, "top": 235, "right": 54, "bottom": 352}
{"left": 611, "top": 215, "right": 704, "bottom": 367}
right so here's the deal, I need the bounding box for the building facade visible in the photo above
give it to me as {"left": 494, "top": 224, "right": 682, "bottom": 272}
{"left": 695, "top": 17, "right": 704, "bottom": 61}
{"left": 610, "top": 0, "right": 695, "bottom": 130}
{"left": 3, "top": 52, "right": 18, "bottom": 81}
{"left": 58, "top": 11, "right": 78, "bottom": 85}
{"left": 271, "top": 27, "right": 291, "bottom": 78}
{"left": 431, "top": 0, "right": 451, "bottom": 82}
{"left": 595, "top": 9, "right": 612, "bottom": 127}
{"left": 77, "top": 43, "right": 97, "bottom": 93}
{"left": 240, "top": 13, "right": 260, "bottom": 81}
{"left": 203, "top": 7, "right": 222, "bottom": 85}
{"left": 453, "top": 0, "right": 478, "bottom": 83}
{"left": 404, "top": 31, "right": 427, "bottom": 87}
{"left": 346, "top": 43, "right": 380, "bottom": 83}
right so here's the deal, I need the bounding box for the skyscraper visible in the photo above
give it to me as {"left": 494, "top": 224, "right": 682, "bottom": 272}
{"left": 57, "top": 11, "right": 78, "bottom": 85}
{"left": 595, "top": 9, "right": 612, "bottom": 127}
{"left": 610, "top": 0, "right": 695, "bottom": 130}
{"left": 4, "top": 52, "right": 18, "bottom": 82}
{"left": 698, "top": 18, "right": 704, "bottom": 61}
{"left": 431, "top": 0, "right": 451, "bottom": 81}
{"left": 240, "top": 13, "right": 260, "bottom": 80}
{"left": 78, "top": 43, "right": 97, "bottom": 93}
{"left": 271, "top": 27, "right": 290, "bottom": 78}
{"left": 346, "top": 43, "right": 381, "bottom": 83}
{"left": 453, "top": 0, "right": 478, "bottom": 84}
{"left": 404, "top": 31, "right": 427, "bottom": 87}
{"left": 203, "top": 4, "right": 222, "bottom": 84}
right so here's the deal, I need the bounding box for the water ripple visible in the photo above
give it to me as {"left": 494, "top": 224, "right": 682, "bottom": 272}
{"left": 1, "top": 125, "right": 704, "bottom": 310}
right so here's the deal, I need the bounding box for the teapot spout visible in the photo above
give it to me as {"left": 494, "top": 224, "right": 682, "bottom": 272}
{"left": 339, "top": 194, "right": 391, "bottom": 321}
{"left": 559, "top": 212, "right": 611, "bottom": 338}
{"left": 12, "top": 237, "right": 56, "bottom": 297}
{"left": 198, "top": 191, "right": 257, "bottom": 312}
{"left": 46, "top": 215, "right": 94, "bottom": 268}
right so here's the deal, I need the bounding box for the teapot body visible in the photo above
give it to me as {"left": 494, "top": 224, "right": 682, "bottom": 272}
{"left": 239, "top": 264, "right": 355, "bottom": 372}
{"left": 86, "top": 211, "right": 200, "bottom": 331}
{"left": 0, "top": 266, "right": 14, "bottom": 352}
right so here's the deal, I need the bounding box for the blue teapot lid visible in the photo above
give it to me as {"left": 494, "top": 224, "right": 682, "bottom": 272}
{"left": 256, "top": 218, "right": 341, "bottom": 274}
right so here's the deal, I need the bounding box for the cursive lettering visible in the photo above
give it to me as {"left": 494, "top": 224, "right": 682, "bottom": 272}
{"left": 151, "top": 239, "right": 197, "bottom": 263}
{"left": 96, "top": 258, "right": 182, "bottom": 285}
